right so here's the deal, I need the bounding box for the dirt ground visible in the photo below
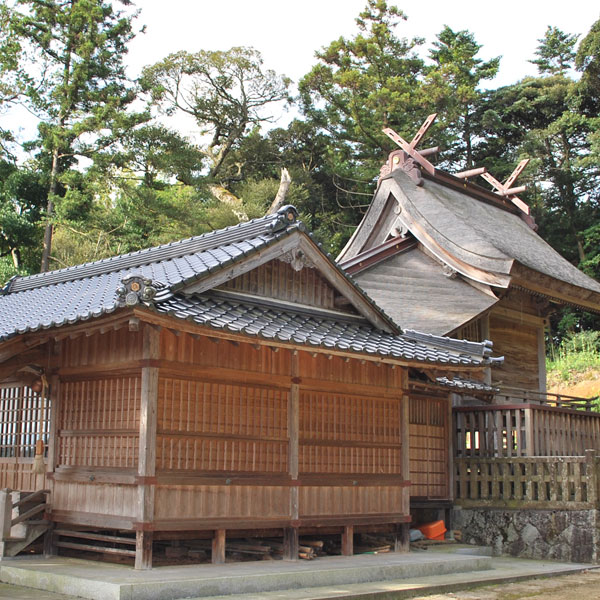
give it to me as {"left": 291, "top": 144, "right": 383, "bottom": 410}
{"left": 413, "top": 569, "right": 600, "bottom": 600}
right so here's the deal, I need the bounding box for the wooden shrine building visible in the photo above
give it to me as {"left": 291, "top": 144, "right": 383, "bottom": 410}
{"left": 0, "top": 206, "right": 496, "bottom": 569}
{"left": 338, "top": 116, "right": 600, "bottom": 396}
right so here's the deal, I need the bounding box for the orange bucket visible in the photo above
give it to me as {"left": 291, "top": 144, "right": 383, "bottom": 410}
{"left": 416, "top": 520, "right": 447, "bottom": 540}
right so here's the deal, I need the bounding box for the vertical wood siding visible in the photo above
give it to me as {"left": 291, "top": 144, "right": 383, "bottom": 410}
{"left": 220, "top": 260, "right": 350, "bottom": 312}
{"left": 299, "top": 391, "right": 401, "bottom": 474}
{"left": 156, "top": 379, "right": 289, "bottom": 472}
{"left": 58, "top": 377, "right": 140, "bottom": 468}
{"left": 409, "top": 395, "right": 449, "bottom": 499}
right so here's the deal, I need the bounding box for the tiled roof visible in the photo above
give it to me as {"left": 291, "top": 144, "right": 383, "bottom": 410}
{"left": 0, "top": 205, "right": 497, "bottom": 368}
{"left": 0, "top": 209, "right": 298, "bottom": 341}
{"left": 155, "top": 293, "right": 489, "bottom": 366}
{"left": 436, "top": 376, "right": 498, "bottom": 392}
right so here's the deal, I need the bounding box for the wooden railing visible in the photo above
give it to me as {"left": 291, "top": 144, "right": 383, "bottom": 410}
{"left": 455, "top": 403, "right": 600, "bottom": 458}
{"left": 494, "top": 387, "right": 598, "bottom": 411}
{"left": 0, "top": 488, "right": 50, "bottom": 540}
{"left": 455, "top": 451, "right": 599, "bottom": 509}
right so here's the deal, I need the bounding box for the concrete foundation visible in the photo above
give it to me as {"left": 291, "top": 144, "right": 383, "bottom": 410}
{"left": 453, "top": 506, "right": 600, "bottom": 563}
{"left": 0, "top": 552, "right": 492, "bottom": 600}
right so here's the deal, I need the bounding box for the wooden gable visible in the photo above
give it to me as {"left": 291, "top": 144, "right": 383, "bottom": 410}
{"left": 217, "top": 258, "right": 361, "bottom": 316}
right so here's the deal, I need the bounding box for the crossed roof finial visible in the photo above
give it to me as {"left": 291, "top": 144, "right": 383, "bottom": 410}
{"left": 384, "top": 116, "right": 532, "bottom": 220}
{"left": 383, "top": 113, "right": 439, "bottom": 176}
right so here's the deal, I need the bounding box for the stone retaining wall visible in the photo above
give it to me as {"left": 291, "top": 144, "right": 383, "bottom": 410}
{"left": 452, "top": 506, "right": 600, "bottom": 563}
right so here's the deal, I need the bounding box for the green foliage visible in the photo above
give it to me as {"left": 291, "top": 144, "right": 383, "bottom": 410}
{"left": 531, "top": 26, "right": 579, "bottom": 75}
{"left": 141, "top": 47, "right": 290, "bottom": 179}
{"left": 6, "top": 0, "right": 147, "bottom": 270}
{"left": 426, "top": 26, "right": 499, "bottom": 169}
{"left": 299, "top": 0, "right": 427, "bottom": 169}
{"left": 547, "top": 330, "right": 600, "bottom": 382}
{"left": 0, "top": 160, "right": 45, "bottom": 274}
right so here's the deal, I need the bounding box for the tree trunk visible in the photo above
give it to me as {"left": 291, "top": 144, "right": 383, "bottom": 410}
{"left": 40, "top": 147, "right": 60, "bottom": 273}
{"left": 267, "top": 168, "right": 292, "bottom": 214}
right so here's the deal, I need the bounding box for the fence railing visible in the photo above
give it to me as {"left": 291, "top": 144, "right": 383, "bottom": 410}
{"left": 455, "top": 403, "right": 600, "bottom": 458}
{"left": 494, "top": 387, "right": 598, "bottom": 412}
{"left": 455, "top": 451, "right": 598, "bottom": 509}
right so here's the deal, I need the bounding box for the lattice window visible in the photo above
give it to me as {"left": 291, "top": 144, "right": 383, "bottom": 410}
{"left": 0, "top": 385, "right": 50, "bottom": 458}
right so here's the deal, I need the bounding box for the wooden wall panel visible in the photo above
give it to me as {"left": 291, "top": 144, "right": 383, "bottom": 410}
{"left": 52, "top": 481, "right": 137, "bottom": 517}
{"left": 299, "top": 486, "right": 407, "bottom": 516}
{"left": 299, "top": 391, "right": 401, "bottom": 474}
{"left": 409, "top": 396, "right": 449, "bottom": 499}
{"left": 156, "top": 379, "right": 289, "bottom": 472}
{"left": 0, "top": 459, "right": 46, "bottom": 491}
{"left": 220, "top": 260, "right": 348, "bottom": 311}
{"left": 299, "top": 354, "right": 398, "bottom": 387}
{"left": 489, "top": 315, "right": 539, "bottom": 391}
{"left": 61, "top": 378, "right": 141, "bottom": 431}
{"left": 154, "top": 485, "right": 291, "bottom": 520}
{"left": 61, "top": 328, "right": 143, "bottom": 368}
{"left": 58, "top": 377, "right": 140, "bottom": 468}
{"left": 160, "top": 331, "right": 292, "bottom": 376}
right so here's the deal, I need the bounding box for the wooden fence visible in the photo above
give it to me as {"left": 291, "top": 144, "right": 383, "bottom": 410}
{"left": 455, "top": 451, "right": 599, "bottom": 509}
{"left": 454, "top": 404, "right": 600, "bottom": 458}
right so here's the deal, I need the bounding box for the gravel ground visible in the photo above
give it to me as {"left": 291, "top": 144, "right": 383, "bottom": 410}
{"left": 412, "top": 569, "right": 600, "bottom": 600}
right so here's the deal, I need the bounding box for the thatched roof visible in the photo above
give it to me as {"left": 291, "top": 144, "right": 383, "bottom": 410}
{"left": 339, "top": 167, "right": 600, "bottom": 313}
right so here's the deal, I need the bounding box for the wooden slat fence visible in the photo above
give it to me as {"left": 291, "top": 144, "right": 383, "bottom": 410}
{"left": 455, "top": 404, "right": 600, "bottom": 458}
{"left": 455, "top": 451, "right": 599, "bottom": 509}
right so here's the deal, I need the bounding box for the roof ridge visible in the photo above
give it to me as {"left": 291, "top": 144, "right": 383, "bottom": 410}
{"left": 402, "top": 328, "right": 493, "bottom": 358}
{"left": 3, "top": 207, "right": 298, "bottom": 294}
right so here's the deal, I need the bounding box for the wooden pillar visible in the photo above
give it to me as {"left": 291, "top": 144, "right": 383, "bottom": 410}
{"left": 586, "top": 449, "right": 597, "bottom": 505}
{"left": 524, "top": 407, "right": 535, "bottom": 456}
{"left": 394, "top": 522, "right": 410, "bottom": 553}
{"left": 447, "top": 392, "right": 455, "bottom": 502}
{"left": 283, "top": 527, "right": 299, "bottom": 560}
{"left": 135, "top": 324, "right": 159, "bottom": 570}
{"left": 401, "top": 389, "right": 411, "bottom": 513}
{"left": 342, "top": 525, "right": 354, "bottom": 556}
{"left": 43, "top": 362, "right": 61, "bottom": 557}
{"left": 537, "top": 324, "right": 547, "bottom": 395}
{"left": 135, "top": 531, "right": 153, "bottom": 570}
{"left": 0, "top": 489, "right": 13, "bottom": 540}
{"left": 398, "top": 367, "right": 412, "bottom": 554}
{"left": 212, "top": 529, "right": 226, "bottom": 564}
{"left": 43, "top": 523, "right": 56, "bottom": 557}
{"left": 286, "top": 351, "right": 300, "bottom": 561}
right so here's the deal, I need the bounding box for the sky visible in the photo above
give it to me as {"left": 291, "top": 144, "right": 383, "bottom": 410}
{"left": 6, "top": 1, "right": 600, "bottom": 150}
{"left": 127, "top": 0, "right": 600, "bottom": 88}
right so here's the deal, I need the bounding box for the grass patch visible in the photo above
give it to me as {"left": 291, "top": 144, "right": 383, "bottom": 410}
{"left": 547, "top": 331, "right": 600, "bottom": 383}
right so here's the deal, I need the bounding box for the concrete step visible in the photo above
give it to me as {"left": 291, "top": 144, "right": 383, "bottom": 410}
{"left": 0, "top": 552, "right": 493, "bottom": 600}
{"left": 193, "top": 558, "right": 600, "bottom": 600}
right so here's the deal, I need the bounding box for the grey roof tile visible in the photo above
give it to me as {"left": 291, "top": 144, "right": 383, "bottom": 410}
{"left": 154, "top": 293, "right": 487, "bottom": 366}
{"left": 436, "top": 376, "right": 498, "bottom": 393}
{"left": 0, "top": 205, "right": 496, "bottom": 370}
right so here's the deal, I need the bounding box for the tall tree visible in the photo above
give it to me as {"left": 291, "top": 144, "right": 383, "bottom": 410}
{"left": 8, "top": 0, "right": 144, "bottom": 272}
{"left": 426, "top": 26, "right": 499, "bottom": 169}
{"left": 299, "top": 0, "right": 427, "bottom": 171}
{"left": 141, "top": 47, "right": 290, "bottom": 180}
{"left": 0, "top": 2, "right": 28, "bottom": 159}
{"left": 530, "top": 25, "right": 579, "bottom": 75}
{"left": 575, "top": 18, "right": 600, "bottom": 115}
